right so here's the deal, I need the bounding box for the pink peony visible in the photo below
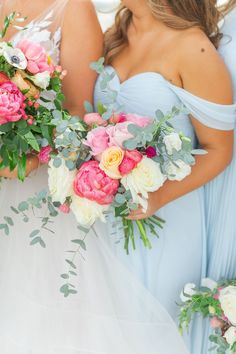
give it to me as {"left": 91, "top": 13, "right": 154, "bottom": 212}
{"left": 146, "top": 146, "right": 157, "bottom": 158}
{"left": 83, "top": 127, "right": 109, "bottom": 156}
{"left": 73, "top": 160, "right": 119, "bottom": 205}
{"left": 210, "top": 317, "right": 224, "bottom": 329}
{"left": 59, "top": 203, "right": 70, "bottom": 214}
{"left": 119, "top": 150, "right": 143, "bottom": 176}
{"left": 0, "top": 82, "right": 26, "bottom": 124}
{"left": 125, "top": 113, "right": 153, "bottom": 128}
{"left": 17, "top": 39, "right": 54, "bottom": 74}
{"left": 107, "top": 122, "right": 133, "bottom": 149}
{"left": 84, "top": 113, "right": 107, "bottom": 126}
{"left": 38, "top": 145, "right": 52, "bottom": 164}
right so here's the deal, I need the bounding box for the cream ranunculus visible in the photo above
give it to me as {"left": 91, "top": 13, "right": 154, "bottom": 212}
{"left": 219, "top": 286, "right": 236, "bottom": 326}
{"left": 121, "top": 156, "right": 166, "bottom": 211}
{"left": 32, "top": 71, "right": 51, "bottom": 89}
{"left": 224, "top": 326, "right": 236, "bottom": 346}
{"left": 48, "top": 158, "right": 76, "bottom": 204}
{"left": 70, "top": 195, "right": 108, "bottom": 226}
{"left": 165, "top": 160, "right": 191, "bottom": 181}
{"left": 99, "top": 146, "right": 124, "bottom": 179}
{"left": 163, "top": 132, "right": 182, "bottom": 155}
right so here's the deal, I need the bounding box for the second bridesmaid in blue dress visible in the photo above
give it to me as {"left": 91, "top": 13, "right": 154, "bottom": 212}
{"left": 93, "top": 1, "right": 236, "bottom": 353}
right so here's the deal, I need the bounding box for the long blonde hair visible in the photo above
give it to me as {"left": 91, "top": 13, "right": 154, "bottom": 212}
{"left": 104, "top": 0, "right": 222, "bottom": 64}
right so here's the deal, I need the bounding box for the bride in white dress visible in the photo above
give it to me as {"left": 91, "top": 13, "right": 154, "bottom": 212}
{"left": 0, "top": 1, "right": 189, "bottom": 353}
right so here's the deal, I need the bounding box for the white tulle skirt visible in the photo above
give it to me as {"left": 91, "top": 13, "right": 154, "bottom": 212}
{"left": 0, "top": 168, "right": 188, "bottom": 354}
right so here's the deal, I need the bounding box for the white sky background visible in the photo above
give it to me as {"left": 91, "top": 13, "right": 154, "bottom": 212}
{"left": 93, "top": 0, "right": 229, "bottom": 32}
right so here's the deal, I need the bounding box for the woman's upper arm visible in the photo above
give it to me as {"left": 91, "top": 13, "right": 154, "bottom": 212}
{"left": 178, "top": 32, "right": 234, "bottom": 156}
{"left": 60, "top": 0, "right": 103, "bottom": 116}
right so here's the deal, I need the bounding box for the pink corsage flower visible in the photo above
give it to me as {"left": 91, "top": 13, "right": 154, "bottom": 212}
{"left": 0, "top": 82, "right": 26, "bottom": 124}
{"left": 17, "top": 39, "right": 54, "bottom": 74}
{"left": 73, "top": 161, "right": 119, "bottom": 205}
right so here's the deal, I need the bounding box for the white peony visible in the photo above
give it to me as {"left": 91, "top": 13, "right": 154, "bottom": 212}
{"left": 165, "top": 160, "right": 191, "bottom": 181}
{"left": 163, "top": 132, "right": 182, "bottom": 155}
{"left": 32, "top": 71, "right": 51, "bottom": 89}
{"left": 3, "top": 46, "right": 27, "bottom": 70}
{"left": 48, "top": 159, "right": 76, "bottom": 204}
{"left": 121, "top": 156, "right": 166, "bottom": 211}
{"left": 224, "top": 326, "right": 236, "bottom": 346}
{"left": 70, "top": 195, "right": 108, "bottom": 227}
{"left": 219, "top": 286, "right": 236, "bottom": 326}
{"left": 180, "top": 283, "right": 197, "bottom": 302}
{"left": 201, "top": 278, "right": 218, "bottom": 291}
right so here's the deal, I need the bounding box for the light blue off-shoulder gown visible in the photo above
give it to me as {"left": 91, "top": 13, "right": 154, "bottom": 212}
{"left": 202, "top": 7, "right": 236, "bottom": 354}
{"left": 94, "top": 66, "right": 236, "bottom": 353}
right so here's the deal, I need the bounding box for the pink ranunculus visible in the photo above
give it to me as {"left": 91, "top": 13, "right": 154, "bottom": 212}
{"left": 107, "top": 122, "right": 134, "bottom": 149}
{"left": 146, "top": 146, "right": 157, "bottom": 158}
{"left": 38, "top": 145, "right": 52, "bottom": 164}
{"left": 210, "top": 317, "right": 224, "bottom": 329}
{"left": 125, "top": 113, "right": 153, "bottom": 128}
{"left": 0, "top": 82, "right": 26, "bottom": 124}
{"left": 83, "top": 127, "right": 109, "bottom": 156}
{"left": 119, "top": 150, "right": 143, "bottom": 176}
{"left": 73, "top": 160, "right": 119, "bottom": 205}
{"left": 59, "top": 203, "right": 70, "bottom": 214}
{"left": 17, "top": 39, "right": 54, "bottom": 74}
{"left": 84, "top": 113, "right": 107, "bottom": 127}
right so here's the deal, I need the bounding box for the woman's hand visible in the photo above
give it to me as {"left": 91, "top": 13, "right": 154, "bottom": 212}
{"left": 0, "top": 154, "right": 39, "bottom": 179}
{"left": 127, "top": 192, "right": 161, "bottom": 220}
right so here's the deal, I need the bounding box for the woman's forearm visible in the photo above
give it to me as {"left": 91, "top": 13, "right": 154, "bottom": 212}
{"left": 157, "top": 148, "right": 232, "bottom": 209}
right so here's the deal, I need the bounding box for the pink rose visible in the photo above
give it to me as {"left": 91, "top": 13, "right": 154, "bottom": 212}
{"left": 125, "top": 113, "right": 153, "bottom": 128}
{"left": 73, "top": 161, "right": 119, "bottom": 205}
{"left": 109, "top": 112, "right": 127, "bottom": 124}
{"left": 17, "top": 39, "right": 54, "bottom": 74}
{"left": 146, "top": 146, "right": 157, "bottom": 158}
{"left": 0, "top": 82, "right": 26, "bottom": 124}
{"left": 84, "top": 127, "right": 109, "bottom": 156}
{"left": 210, "top": 317, "right": 224, "bottom": 329}
{"left": 84, "top": 113, "right": 107, "bottom": 126}
{"left": 59, "top": 203, "right": 70, "bottom": 214}
{"left": 119, "top": 150, "right": 143, "bottom": 176}
{"left": 38, "top": 145, "right": 52, "bottom": 164}
{"left": 107, "top": 122, "right": 133, "bottom": 148}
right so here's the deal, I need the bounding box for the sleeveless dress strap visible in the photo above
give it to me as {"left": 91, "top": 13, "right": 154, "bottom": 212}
{"left": 168, "top": 83, "right": 236, "bottom": 130}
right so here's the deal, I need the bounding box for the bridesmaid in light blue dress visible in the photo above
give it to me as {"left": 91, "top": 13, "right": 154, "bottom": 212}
{"left": 94, "top": 1, "right": 236, "bottom": 352}
{"left": 202, "top": 3, "right": 236, "bottom": 353}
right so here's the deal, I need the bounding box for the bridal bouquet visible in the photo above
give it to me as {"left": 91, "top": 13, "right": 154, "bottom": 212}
{"left": 0, "top": 12, "right": 67, "bottom": 180}
{"left": 179, "top": 279, "right": 236, "bottom": 353}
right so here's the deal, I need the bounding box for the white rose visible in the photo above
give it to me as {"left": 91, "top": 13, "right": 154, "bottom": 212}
{"left": 224, "top": 326, "right": 236, "bottom": 346}
{"left": 71, "top": 195, "right": 108, "bottom": 227}
{"left": 201, "top": 278, "right": 218, "bottom": 291}
{"left": 163, "top": 132, "right": 182, "bottom": 155}
{"left": 165, "top": 160, "right": 191, "bottom": 181}
{"left": 32, "top": 71, "right": 51, "bottom": 89}
{"left": 219, "top": 286, "right": 236, "bottom": 326}
{"left": 180, "top": 283, "right": 197, "bottom": 302}
{"left": 121, "top": 156, "right": 166, "bottom": 211}
{"left": 48, "top": 159, "right": 76, "bottom": 204}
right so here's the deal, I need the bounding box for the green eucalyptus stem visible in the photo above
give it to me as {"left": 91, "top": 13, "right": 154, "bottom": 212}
{"left": 0, "top": 12, "right": 16, "bottom": 38}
